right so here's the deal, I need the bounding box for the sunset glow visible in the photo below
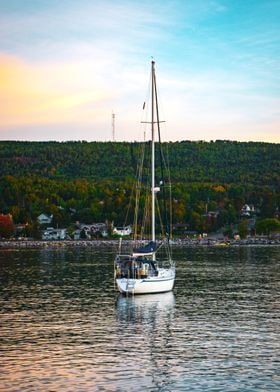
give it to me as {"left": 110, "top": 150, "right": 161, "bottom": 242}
{"left": 0, "top": 54, "right": 110, "bottom": 127}
{"left": 0, "top": 1, "right": 279, "bottom": 142}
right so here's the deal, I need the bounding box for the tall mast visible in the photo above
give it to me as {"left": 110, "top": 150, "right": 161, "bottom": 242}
{"left": 112, "top": 111, "right": 115, "bottom": 141}
{"left": 151, "top": 61, "right": 155, "bottom": 245}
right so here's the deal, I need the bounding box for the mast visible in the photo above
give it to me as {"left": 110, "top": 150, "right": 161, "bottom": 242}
{"left": 112, "top": 111, "right": 115, "bottom": 141}
{"left": 151, "top": 60, "right": 155, "bottom": 245}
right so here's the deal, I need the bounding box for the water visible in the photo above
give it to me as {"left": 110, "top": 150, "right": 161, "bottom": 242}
{"left": 0, "top": 245, "right": 279, "bottom": 391}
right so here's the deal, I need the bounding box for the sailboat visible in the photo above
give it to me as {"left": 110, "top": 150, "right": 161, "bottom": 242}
{"left": 114, "top": 61, "right": 175, "bottom": 295}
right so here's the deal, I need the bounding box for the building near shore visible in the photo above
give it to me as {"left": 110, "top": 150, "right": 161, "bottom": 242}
{"left": 42, "top": 227, "right": 67, "bottom": 240}
{"left": 113, "top": 225, "right": 132, "bottom": 236}
{"left": 37, "top": 214, "right": 53, "bottom": 225}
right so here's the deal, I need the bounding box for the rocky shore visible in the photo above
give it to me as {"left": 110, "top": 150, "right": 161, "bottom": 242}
{"left": 0, "top": 237, "right": 279, "bottom": 249}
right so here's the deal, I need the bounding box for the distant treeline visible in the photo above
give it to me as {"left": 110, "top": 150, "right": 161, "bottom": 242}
{"left": 0, "top": 140, "right": 279, "bottom": 232}
{"left": 0, "top": 140, "right": 279, "bottom": 186}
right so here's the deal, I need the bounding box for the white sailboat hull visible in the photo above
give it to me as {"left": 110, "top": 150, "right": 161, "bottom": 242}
{"left": 116, "top": 268, "right": 175, "bottom": 295}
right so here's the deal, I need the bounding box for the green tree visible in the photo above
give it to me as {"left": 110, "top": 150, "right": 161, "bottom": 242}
{"left": 256, "top": 218, "right": 280, "bottom": 235}
{"left": 238, "top": 219, "right": 249, "bottom": 239}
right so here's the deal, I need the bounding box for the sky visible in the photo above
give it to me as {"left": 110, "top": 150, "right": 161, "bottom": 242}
{"left": 0, "top": 0, "right": 279, "bottom": 142}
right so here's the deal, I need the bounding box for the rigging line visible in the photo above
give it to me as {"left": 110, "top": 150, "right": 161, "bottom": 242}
{"left": 140, "top": 67, "right": 152, "bottom": 141}
{"left": 124, "top": 143, "right": 144, "bottom": 235}
{"left": 113, "top": 256, "right": 117, "bottom": 291}
{"left": 139, "top": 139, "right": 152, "bottom": 241}
{"left": 133, "top": 141, "right": 146, "bottom": 242}
{"left": 134, "top": 69, "right": 153, "bottom": 237}
{"left": 124, "top": 180, "right": 135, "bottom": 228}
{"left": 165, "top": 144, "right": 173, "bottom": 242}
{"left": 136, "top": 149, "right": 150, "bottom": 242}
{"left": 142, "top": 184, "right": 151, "bottom": 241}
{"left": 155, "top": 195, "right": 165, "bottom": 239}
{"left": 154, "top": 67, "right": 170, "bottom": 243}
{"left": 158, "top": 142, "right": 173, "bottom": 243}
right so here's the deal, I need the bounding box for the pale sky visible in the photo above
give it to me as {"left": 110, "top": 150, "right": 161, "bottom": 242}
{"left": 0, "top": 0, "right": 279, "bottom": 142}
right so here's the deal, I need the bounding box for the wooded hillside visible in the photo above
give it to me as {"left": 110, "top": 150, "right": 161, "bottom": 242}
{"left": 0, "top": 140, "right": 279, "bottom": 186}
{"left": 0, "top": 140, "right": 279, "bottom": 235}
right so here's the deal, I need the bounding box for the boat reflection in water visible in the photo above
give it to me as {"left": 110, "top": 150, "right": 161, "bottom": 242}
{"left": 115, "top": 292, "right": 176, "bottom": 390}
{"left": 116, "top": 291, "right": 175, "bottom": 323}
{"left": 116, "top": 292, "right": 175, "bottom": 391}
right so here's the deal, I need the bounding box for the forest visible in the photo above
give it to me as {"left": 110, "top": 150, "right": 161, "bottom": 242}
{"left": 0, "top": 140, "right": 279, "bottom": 237}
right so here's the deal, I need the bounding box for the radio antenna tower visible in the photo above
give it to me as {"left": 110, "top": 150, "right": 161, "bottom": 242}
{"left": 112, "top": 111, "right": 115, "bottom": 141}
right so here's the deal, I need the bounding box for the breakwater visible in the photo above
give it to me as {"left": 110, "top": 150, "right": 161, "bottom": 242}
{"left": 0, "top": 238, "right": 279, "bottom": 249}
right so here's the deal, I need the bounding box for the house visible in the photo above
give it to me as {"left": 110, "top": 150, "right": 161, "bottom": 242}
{"left": 14, "top": 223, "right": 29, "bottom": 237}
{"left": 241, "top": 204, "right": 255, "bottom": 217}
{"left": 73, "top": 229, "right": 82, "bottom": 240}
{"left": 79, "top": 222, "right": 108, "bottom": 237}
{"left": 73, "top": 228, "right": 91, "bottom": 240}
{"left": 42, "top": 227, "right": 67, "bottom": 240}
{"left": 172, "top": 223, "right": 188, "bottom": 235}
{"left": 113, "top": 225, "right": 132, "bottom": 236}
{"left": 37, "top": 213, "right": 53, "bottom": 225}
{"left": 92, "top": 223, "right": 108, "bottom": 237}
{"left": 203, "top": 211, "right": 219, "bottom": 219}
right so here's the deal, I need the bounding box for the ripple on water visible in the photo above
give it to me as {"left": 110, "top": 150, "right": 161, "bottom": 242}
{"left": 0, "top": 246, "right": 279, "bottom": 391}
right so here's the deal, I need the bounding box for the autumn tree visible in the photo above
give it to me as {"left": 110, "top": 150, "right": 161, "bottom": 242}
{"left": 0, "top": 214, "right": 14, "bottom": 238}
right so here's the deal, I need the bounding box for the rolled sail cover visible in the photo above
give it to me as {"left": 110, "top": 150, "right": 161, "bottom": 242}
{"left": 132, "top": 241, "right": 157, "bottom": 256}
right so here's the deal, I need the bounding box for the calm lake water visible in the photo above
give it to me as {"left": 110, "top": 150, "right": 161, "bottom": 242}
{"left": 0, "top": 245, "right": 279, "bottom": 391}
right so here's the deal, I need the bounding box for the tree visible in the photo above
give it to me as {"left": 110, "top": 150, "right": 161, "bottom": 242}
{"left": 30, "top": 221, "right": 41, "bottom": 239}
{"left": 0, "top": 141, "right": 279, "bottom": 233}
{"left": 238, "top": 219, "right": 249, "bottom": 239}
{"left": 0, "top": 214, "right": 14, "bottom": 238}
{"left": 80, "top": 228, "right": 88, "bottom": 239}
{"left": 256, "top": 218, "right": 280, "bottom": 236}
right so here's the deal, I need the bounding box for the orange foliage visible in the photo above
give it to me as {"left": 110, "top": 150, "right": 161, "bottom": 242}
{"left": 0, "top": 214, "right": 14, "bottom": 238}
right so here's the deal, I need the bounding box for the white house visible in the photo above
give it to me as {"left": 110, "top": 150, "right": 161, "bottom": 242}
{"left": 42, "top": 228, "right": 67, "bottom": 240}
{"left": 37, "top": 213, "right": 53, "bottom": 225}
{"left": 241, "top": 204, "right": 255, "bottom": 217}
{"left": 113, "top": 225, "right": 132, "bottom": 236}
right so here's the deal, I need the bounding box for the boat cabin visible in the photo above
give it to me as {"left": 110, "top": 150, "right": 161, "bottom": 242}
{"left": 115, "top": 255, "right": 158, "bottom": 280}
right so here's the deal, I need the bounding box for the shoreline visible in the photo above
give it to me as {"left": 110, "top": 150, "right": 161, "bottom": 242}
{"left": 0, "top": 238, "right": 279, "bottom": 249}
